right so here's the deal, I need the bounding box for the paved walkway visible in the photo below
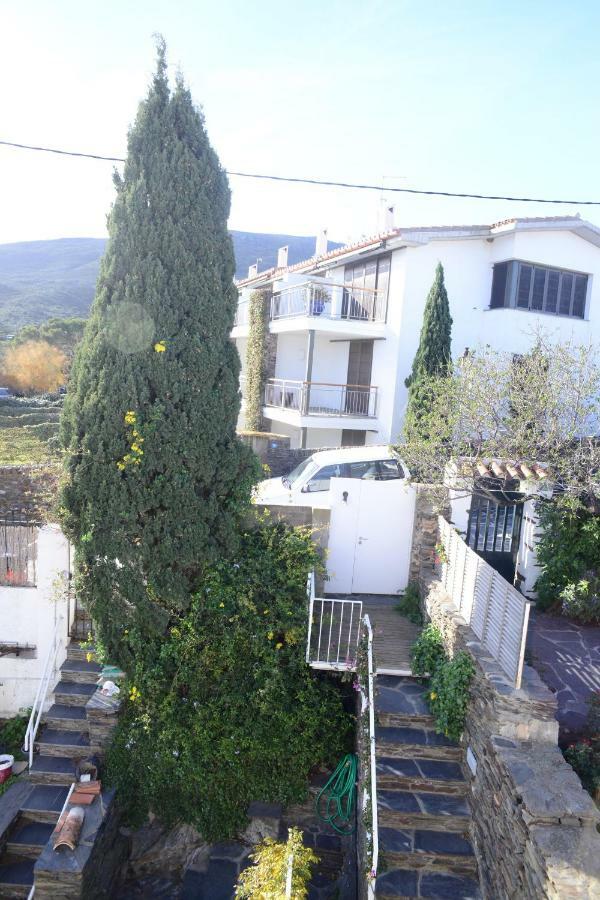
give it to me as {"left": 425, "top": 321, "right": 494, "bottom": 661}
{"left": 527, "top": 611, "right": 600, "bottom": 735}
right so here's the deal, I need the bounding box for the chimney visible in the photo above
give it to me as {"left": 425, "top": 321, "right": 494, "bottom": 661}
{"left": 315, "top": 228, "right": 328, "bottom": 257}
{"left": 379, "top": 199, "right": 395, "bottom": 232}
{"left": 247, "top": 263, "right": 258, "bottom": 279}
{"left": 277, "top": 246, "right": 289, "bottom": 268}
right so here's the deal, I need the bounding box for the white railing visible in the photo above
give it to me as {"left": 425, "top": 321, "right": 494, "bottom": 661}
{"left": 362, "top": 614, "right": 379, "bottom": 897}
{"left": 23, "top": 617, "right": 64, "bottom": 768}
{"left": 264, "top": 378, "right": 378, "bottom": 418}
{"left": 271, "top": 280, "right": 386, "bottom": 324}
{"left": 285, "top": 848, "right": 294, "bottom": 898}
{"left": 233, "top": 299, "right": 249, "bottom": 327}
{"left": 306, "top": 573, "right": 362, "bottom": 670}
{"left": 438, "top": 517, "right": 531, "bottom": 688}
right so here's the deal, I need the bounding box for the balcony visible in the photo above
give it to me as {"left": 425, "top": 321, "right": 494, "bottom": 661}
{"left": 264, "top": 378, "right": 378, "bottom": 419}
{"left": 271, "top": 280, "right": 386, "bottom": 325}
{"left": 233, "top": 299, "right": 249, "bottom": 328}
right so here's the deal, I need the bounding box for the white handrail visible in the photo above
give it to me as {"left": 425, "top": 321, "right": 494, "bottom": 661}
{"left": 305, "top": 572, "right": 315, "bottom": 664}
{"left": 363, "top": 614, "right": 379, "bottom": 895}
{"left": 23, "top": 616, "right": 64, "bottom": 768}
{"left": 285, "top": 848, "right": 294, "bottom": 898}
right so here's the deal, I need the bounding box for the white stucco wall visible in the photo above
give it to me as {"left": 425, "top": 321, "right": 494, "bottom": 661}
{"left": 0, "top": 525, "right": 71, "bottom": 718}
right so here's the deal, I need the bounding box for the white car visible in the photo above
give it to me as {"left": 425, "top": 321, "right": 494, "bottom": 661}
{"left": 254, "top": 445, "right": 407, "bottom": 507}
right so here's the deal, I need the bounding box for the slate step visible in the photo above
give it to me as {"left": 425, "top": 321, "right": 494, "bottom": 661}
{"left": 376, "top": 726, "right": 462, "bottom": 762}
{"left": 43, "top": 703, "right": 89, "bottom": 732}
{"left": 53, "top": 680, "right": 97, "bottom": 707}
{"left": 376, "top": 756, "right": 467, "bottom": 795}
{"left": 6, "top": 820, "right": 54, "bottom": 859}
{"left": 376, "top": 866, "right": 481, "bottom": 899}
{"left": 20, "top": 785, "right": 69, "bottom": 824}
{"left": 0, "top": 854, "right": 34, "bottom": 899}
{"left": 66, "top": 642, "right": 90, "bottom": 662}
{"left": 379, "top": 826, "right": 477, "bottom": 876}
{"left": 376, "top": 677, "right": 434, "bottom": 728}
{"left": 29, "top": 755, "right": 77, "bottom": 786}
{"left": 60, "top": 658, "right": 102, "bottom": 684}
{"left": 36, "top": 728, "right": 90, "bottom": 759}
{"left": 377, "top": 790, "right": 470, "bottom": 833}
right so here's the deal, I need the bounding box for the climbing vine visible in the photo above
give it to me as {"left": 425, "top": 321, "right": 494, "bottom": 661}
{"left": 244, "top": 289, "right": 270, "bottom": 431}
{"left": 235, "top": 827, "right": 317, "bottom": 899}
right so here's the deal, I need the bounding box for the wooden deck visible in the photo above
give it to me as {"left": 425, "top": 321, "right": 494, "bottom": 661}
{"left": 362, "top": 596, "right": 421, "bottom": 674}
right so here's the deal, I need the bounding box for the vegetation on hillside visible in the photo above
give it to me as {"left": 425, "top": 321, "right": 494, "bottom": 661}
{"left": 0, "top": 396, "right": 62, "bottom": 464}
{"left": 1, "top": 341, "right": 66, "bottom": 395}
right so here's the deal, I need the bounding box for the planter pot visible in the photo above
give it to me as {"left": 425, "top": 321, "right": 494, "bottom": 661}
{"left": 0, "top": 754, "right": 14, "bottom": 783}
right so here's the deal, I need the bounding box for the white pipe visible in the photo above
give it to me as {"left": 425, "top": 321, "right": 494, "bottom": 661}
{"left": 284, "top": 849, "right": 294, "bottom": 899}
{"left": 363, "top": 614, "right": 379, "bottom": 889}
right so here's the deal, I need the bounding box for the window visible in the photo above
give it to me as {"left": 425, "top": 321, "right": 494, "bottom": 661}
{"left": 305, "top": 463, "right": 344, "bottom": 492}
{"left": 377, "top": 459, "right": 404, "bottom": 480}
{"left": 343, "top": 255, "right": 390, "bottom": 321}
{"left": 347, "top": 460, "right": 380, "bottom": 480}
{"left": 490, "top": 261, "right": 588, "bottom": 319}
{"left": 0, "top": 518, "right": 37, "bottom": 586}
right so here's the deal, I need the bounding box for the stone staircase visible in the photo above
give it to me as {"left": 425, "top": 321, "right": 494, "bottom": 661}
{"left": 374, "top": 677, "right": 481, "bottom": 900}
{"left": 0, "top": 642, "right": 101, "bottom": 898}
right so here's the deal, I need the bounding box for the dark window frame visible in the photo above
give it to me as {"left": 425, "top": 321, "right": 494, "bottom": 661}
{"left": 489, "top": 259, "right": 589, "bottom": 320}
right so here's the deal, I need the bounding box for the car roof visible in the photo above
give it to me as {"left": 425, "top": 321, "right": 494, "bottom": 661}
{"left": 308, "top": 445, "right": 399, "bottom": 466}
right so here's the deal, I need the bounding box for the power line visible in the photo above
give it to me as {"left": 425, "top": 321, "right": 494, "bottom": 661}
{"left": 1, "top": 138, "right": 599, "bottom": 206}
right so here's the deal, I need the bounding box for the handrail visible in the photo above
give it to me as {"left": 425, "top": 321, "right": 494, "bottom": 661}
{"left": 285, "top": 848, "right": 294, "bottom": 898}
{"left": 276, "top": 279, "right": 382, "bottom": 295}
{"left": 363, "top": 614, "right": 379, "bottom": 893}
{"left": 305, "top": 572, "right": 315, "bottom": 664}
{"left": 267, "top": 377, "right": 376, "bottom": 390}
{"left": 23, "top": 616, "right": 64, "bottom": 768}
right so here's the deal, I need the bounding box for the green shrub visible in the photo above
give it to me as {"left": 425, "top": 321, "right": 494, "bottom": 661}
{"left": 410, "top": 624, "right": 445, "bottom": 677}
{"left": 106, "top": 524, "right": 351, "bottom": 841}
{"left": 564, "top": 741, "right": 600, "bottom": 799}
{"left": 535, "top": 502, "right": 600, "bottom": 614}
{"left": 428, "top": 652, "right": 475, "bottom": 741}
{"left": 560, "top": 575, "right": 600, "bottom": 624}
{"left": 395, "top": 582, "right": 423, "bottom": 624}
{"left": 0, "top": 709, "right": 30, "bottom": 760}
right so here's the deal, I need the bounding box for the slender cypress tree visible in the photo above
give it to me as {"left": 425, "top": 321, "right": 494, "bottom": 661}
{"left": 60, "top": 41, "right": 257, "bottom": 664}
{"left": 404, "top": 262, "right": 453, "bottom": 433}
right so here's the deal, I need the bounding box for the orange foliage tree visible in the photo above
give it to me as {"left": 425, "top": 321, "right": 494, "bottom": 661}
{"left": 1, "top": 340, "right": 66, "bottom": 395}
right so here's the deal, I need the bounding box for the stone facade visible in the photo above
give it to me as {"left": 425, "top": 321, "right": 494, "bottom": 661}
{"left": 423, "top": 577, "right": 600, "bottom": 899}
{"left": 408, "top": 484, "right": 449, "bottom": 585}
{"left": 0, "top": 463, "right": 60, "bottom": 520}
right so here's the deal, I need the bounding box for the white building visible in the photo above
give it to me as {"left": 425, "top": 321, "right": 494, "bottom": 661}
{"left": 232, "top": 215, "right": 600, "bottom": 450}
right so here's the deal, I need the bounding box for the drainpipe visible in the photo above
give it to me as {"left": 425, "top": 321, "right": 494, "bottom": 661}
{"left": 301, "top": 330, "right": 315, "bottom": 449}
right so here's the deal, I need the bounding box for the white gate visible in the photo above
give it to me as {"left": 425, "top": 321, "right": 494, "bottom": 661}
{"left": 326, "top": 478, "right": 416, "bottom": 594}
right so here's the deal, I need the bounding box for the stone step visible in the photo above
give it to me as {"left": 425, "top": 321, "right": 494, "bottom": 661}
{"left": 6, "top": 820, "right": 54, "bottom": 859}
{"left": 375, "top": 677, "right": 434, "bottom": 728}
{"left": 43, "top": 703, "right": 89, "bottom": 732}
{"left": 379, "top": 826, "right": 477, "bottom": 876}
{"left": 66, "top": 642, "right": 90, "bottom": 662}
{"left": 29, "top": 755, "right": 77, "bottom": 786}
{"left": 20, "top": 785, "right": 69, "bottom": 824}
{"left": 0, "top": 855, "right": 34, "bottom": 900}
{"left": 59, "top": 658, "right": 102, "bottom": 685}
{"left": 376, "top": 757, "right": 467, "bottom": 796}
{"left": 376, "top": 726, "right": 462, "bottom": 763}
{"left": 36, "top": 728, "right": 90, "bottom": 759}
{"left": 377, "top": 789, "right": 471, "bottom": 833}
{"left": 375, "top": 866, "right": 481, "bottom": 899}
{"left": 53, "top": 680, "right": 97, "bottom": 707}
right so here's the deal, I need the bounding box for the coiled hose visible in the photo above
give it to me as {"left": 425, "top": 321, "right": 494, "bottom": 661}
{"left": 315, "top": 753, "right": 357, "bottom": 835}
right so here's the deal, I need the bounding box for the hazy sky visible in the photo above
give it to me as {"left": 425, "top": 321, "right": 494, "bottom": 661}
{"left": 2, "top": 0, "right": 600, "bottom": 246}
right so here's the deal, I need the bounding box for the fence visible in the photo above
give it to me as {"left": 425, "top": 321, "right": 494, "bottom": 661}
{"left": 0, "top": 512, "right": 38, "bottom": 587}
{"left": 306, "top": 572, "right": 362, "bottom": 670}
{"left": 264, "top": 378, "right": 378, "bottom": 418}
{"left": 270, "top": 280, "right": 386, "bottom": 324}
{"left": 438, "top": 517, "right": 531, "bottom": 688}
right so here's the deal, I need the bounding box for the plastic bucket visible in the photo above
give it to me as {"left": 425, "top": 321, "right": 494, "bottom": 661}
{"left": 0, "top": 754, "right": 14, "bottom": 783}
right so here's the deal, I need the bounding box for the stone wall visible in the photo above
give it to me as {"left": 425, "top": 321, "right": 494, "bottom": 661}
{"left": 423, "top": 577, "right": 600, "bottom": 899}
{"left": 0, "top": 464, "right": 60, "bottom": 520}
{"left": 408, "top": 485, "right": 449, "bottom": 585}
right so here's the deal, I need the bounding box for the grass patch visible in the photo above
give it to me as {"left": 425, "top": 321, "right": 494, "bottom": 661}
{"left": 0, "top": 426, "right": 60, "bottom": 465}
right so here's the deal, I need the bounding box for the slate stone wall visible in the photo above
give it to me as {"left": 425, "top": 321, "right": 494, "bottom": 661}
{"left": 423, "top": 577, "right": 600, "bottom": 899}
{"left": 0, "top": 464, "right": 60, "bottom": 520}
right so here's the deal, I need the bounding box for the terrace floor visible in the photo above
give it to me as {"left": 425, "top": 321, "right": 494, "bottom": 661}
{"left": 360, "top": 596, "right": 421, "bottom": 674}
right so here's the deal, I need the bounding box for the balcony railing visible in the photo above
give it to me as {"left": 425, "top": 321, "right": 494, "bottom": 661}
{"left": 270, "top": 280, "right": 386, "bottom": 324}
{"left": 264, "top": 378, "right": 378, "bottom": 418}
{"left": 233, "top": 299, "right": 249, "bottom": 327}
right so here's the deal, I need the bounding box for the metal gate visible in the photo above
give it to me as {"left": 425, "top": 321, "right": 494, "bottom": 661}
{"left": 466, "top": 493, "right": 523, "bottom": 582}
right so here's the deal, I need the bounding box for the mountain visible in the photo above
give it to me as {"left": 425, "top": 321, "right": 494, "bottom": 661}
{"left": 0, "top": 233, "right": 342, "bottom": 333}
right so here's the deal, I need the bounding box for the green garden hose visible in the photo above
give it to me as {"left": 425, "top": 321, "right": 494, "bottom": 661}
{"left": 315, "top": 753, "right": 357, "bottom": 835}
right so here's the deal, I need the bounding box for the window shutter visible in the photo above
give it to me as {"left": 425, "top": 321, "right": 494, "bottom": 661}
{"left": 490, "top": 262, "right": 508, "bottom": 308}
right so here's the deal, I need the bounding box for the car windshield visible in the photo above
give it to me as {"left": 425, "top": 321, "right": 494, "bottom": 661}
{"left": 283, "top": 457, "right": 318, "bottom": 488}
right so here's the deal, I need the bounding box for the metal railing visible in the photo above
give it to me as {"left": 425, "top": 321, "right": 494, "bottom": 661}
{"left": 233, "top": 299, "right": 249, "bottom": 327}
{"left": 306, "top": 573, "right": 362, "bottom": 670}
{"left": 362, "top": 614, "right": 379, "bottom": 896}
{"left": 24, "top": 617, "right": 64, "bottom": 768}
{"left": 264, "top": 378, "right": 378, "bottom": 418}
{"left": 271, "top": 280, "right": 386, "bottom": 324}
{"left": 438, "top": 517, "right": 531, "bottom": 688}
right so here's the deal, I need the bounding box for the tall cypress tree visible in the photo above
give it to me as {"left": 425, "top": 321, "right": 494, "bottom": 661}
{"left": 60, "top": 41, "right": 257, "bottom": 664}
{"left": 404, "top": 262, "right": 453, "bottom": 433}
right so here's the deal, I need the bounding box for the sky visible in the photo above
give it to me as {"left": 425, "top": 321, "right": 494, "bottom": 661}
{"left": 1, "top": 0, "right": 600, "bottom": 246}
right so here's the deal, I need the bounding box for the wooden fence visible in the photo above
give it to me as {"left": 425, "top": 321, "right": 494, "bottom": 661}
{"left": 438, "top": 517, "right": 531, "bottom": 688}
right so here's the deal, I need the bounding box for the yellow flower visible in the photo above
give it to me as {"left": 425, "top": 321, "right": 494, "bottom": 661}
{"left": 430, "top": 691, "right": 437, "bottom": 700}
{"left": 124, "top": 411, "right": 136, "bottom": 425}
{"left": 219, "top": 602, "right": 225, "bottom": 608}
{"left": 117, "top": 461, "right": 125, "bottom": 471}
{"left": 263, "top": 609, "right": 269, "bottom": 615}
{"left": 154, "top": 340, "right": 167, "bottom": 353}
{"left": 129, "top": 686, "right": 141, "bottom": 703}
{"left": 267, "top": 631, "right": 274, "bottom": 640}
{"left": 86, "top": 652, "right": 94, "bottom": 663}
{"left": 275, "top": 642, "right": 283, "bottom": 650}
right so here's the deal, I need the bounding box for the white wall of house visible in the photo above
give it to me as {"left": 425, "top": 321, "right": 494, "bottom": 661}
{"left": 0, "top": 525, "right": 71, "bottom": 718}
